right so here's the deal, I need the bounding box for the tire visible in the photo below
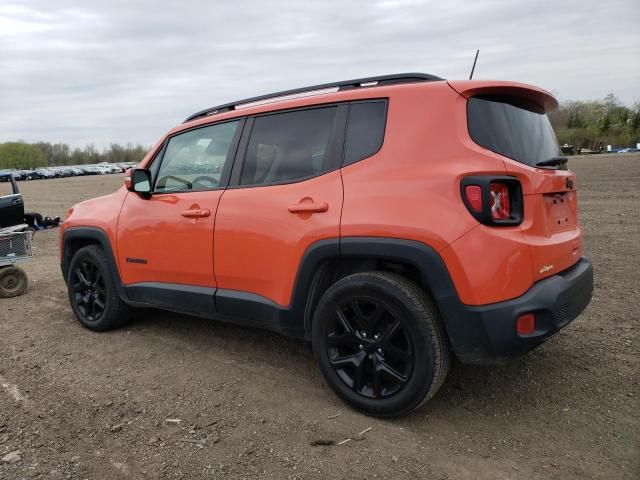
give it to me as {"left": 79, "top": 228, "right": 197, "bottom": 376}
{"left": 66, "top": 245, "right": 130, "bottom": 331}
{"left": 312, "top": 271, "right": 450, "bottom": 417}
{"left": 0, "top": 266, "right": 28, "bottom": 298}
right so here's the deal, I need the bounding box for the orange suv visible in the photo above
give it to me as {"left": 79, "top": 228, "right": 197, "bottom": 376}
{"left": 60, "top": 73, "right": 593, "bottom": 417}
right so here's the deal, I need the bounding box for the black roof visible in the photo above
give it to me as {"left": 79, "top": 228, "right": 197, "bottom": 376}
{"left": 184, "top": 72, "right": 443, "bottom": 123}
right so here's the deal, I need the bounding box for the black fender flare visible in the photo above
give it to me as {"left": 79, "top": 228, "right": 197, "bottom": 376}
{"left": 293, "top": 237, "right": 490, "bottom": 361}
{"left": 292, "top": 236, "right": 462, "bottom": 331}
{"left": 60, "top": 227, "right": 128, "bottom": 301}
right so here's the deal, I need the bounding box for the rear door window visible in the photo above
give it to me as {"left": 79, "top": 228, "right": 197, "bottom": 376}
{"left": 239, "top": 106, "right": 338, "bottom": 186}
{"left": 344, "top": 100, "right": 387, "bottom": 165}
{"left": 467, "top": 95, "right": 561, "bottom": 167}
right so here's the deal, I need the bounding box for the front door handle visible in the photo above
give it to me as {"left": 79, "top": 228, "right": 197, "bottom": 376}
{"left": 181, "top": 208, "right": 211, "bottom": 218}
{"left": 288, "top": 202, "right": 329, "bottom": 214}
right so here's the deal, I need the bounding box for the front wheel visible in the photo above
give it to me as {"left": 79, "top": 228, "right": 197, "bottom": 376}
{"left": 312, "top": 272, "right": 450, "bottom": 417}
{"left": 67, "top": 245, "right": 130, "bottom": 331}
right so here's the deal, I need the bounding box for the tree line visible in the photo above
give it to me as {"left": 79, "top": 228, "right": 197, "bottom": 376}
{"left": 0, "top": 142, "right": 149, "bottom": 170}
{"left": 549, "top": 94, "right": 640, "bottom": 151}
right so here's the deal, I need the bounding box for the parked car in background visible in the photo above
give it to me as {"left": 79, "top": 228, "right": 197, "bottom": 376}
{"left": 81, "top": 166, "right": 101, "bottom": 175}
{"left": 20, "top": 170, "right": 38, "bottom": 180}
{"left": 97, "top": 163, "right": 122, "bottom": 174}
{"left": 0, "top": 170, "right": 26, "bottom": 181}
{"left": 34, "top": 168, "right": 56, "bottom": 179}
{"left": 61, "top": 168, "right": 78, "bottom": 177}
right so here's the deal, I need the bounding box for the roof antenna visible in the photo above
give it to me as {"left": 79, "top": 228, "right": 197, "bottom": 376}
{"left": 469, "top": 49, "right": 480, "bottom": 80}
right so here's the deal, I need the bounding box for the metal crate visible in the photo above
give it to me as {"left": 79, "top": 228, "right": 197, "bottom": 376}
{"left": 0, "top": 230, "right": 33, "bottom": 266}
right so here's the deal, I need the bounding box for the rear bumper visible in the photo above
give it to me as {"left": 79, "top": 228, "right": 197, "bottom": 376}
{"left": 438, "top": 257, "right": 593, "bottom": 365}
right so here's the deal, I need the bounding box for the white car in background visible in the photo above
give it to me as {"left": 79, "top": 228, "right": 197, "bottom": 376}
{"left": 82, "top": 165, "right": 109, "bottom": 175}
{"left": 98, "top": 163, "right": 122, "bottom": 174}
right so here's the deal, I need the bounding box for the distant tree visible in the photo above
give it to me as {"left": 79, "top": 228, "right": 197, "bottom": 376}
{"left": 84, "top": 143, "right": 101, "bottom": 164}
{"left": 550, "top": 94, "right": 639, "bottom": 150}
{"left": 603, "top": 93, "right": 621, "bottom": 109}
{"left": 631, "top": 102, "right": 640, "bottom": 133}
{"left": 0, "top": 142, "right": 46, "bottom": 169}
{"left": 0, "top": 141, "right": 149, "bottom": 168}
{"left": 70, "top": 148, "right": 88, "bottom": 165}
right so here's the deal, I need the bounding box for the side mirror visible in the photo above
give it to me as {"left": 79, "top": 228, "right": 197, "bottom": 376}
{"left": 130, "top": 168, "right": 152, "bottom": 194}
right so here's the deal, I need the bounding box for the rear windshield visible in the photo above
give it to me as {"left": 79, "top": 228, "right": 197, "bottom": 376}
{"left": 467, "top": 95, "right": 560, "bottom": 167}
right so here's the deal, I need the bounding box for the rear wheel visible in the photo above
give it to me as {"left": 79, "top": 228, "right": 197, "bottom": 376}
{"left": 312, "top": 271, "right": 450, "bottom": 417}
{"left": 0, "top": 266, "right": 28, "bottom": 298}
{"left": 67, "top": 245, "right": 130, "bottom": 331}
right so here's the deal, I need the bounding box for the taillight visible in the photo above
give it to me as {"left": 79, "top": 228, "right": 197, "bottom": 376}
{"left": 464, "top": 185, "right": 483, "bottom": 212}
{"left": 489, "top": 182, "right": 510, "bottom": 220}
{"left": 461, "top": 176, "right": 523, "bottom": 226}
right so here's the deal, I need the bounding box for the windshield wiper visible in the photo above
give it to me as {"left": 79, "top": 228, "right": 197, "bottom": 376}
{"left": 535, "top": 156, "right": 568, "bottom": 168}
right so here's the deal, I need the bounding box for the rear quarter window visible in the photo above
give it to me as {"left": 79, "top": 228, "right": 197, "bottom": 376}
{"left": 344, "top": 100, "right": 387, "bottom": 165}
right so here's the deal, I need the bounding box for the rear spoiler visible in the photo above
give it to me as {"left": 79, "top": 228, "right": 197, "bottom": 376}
{"left": 447, "top": 80, "right": 558, "bottom": 112}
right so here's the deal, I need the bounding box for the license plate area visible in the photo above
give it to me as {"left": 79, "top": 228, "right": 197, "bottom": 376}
{"left": 544, "top": 192, "right": 576, "bottom": 232}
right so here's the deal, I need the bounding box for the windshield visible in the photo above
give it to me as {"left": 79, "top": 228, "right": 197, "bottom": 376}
{"left": 467, "top": 95, "right": 560, "bottom": 167}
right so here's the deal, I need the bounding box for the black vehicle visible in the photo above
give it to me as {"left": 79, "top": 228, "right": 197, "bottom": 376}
{"left": 18, "top": 170, "right": 37, "bottom": 180}
{"left": 58, "top": 168, "right": 76, "bottom": 177}
{"left": 34, "top": 168, "right": 56, "bottom": 179}
{"left": 0, "top": 174, "right": 25, "bottom": 228}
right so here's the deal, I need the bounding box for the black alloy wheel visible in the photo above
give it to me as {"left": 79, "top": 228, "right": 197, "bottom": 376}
{"left": 312, "top": 271, "right": 450, "bottom": 417}
{"left": 70, "top": 259, "right": 107, "bottom": 322}
{"left": 327, "top": 297, "right": 414, "bottom": 399}
{"left": 67, "top": 245, "right": 130, "bottom": 331}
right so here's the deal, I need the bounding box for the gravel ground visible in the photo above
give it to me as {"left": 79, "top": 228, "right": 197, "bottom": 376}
{"left": 1, "top": 155, "right": 638, "bottom": 479}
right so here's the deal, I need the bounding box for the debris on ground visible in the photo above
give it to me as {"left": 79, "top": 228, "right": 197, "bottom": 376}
{"left": 1, "top": 450, "right": 21, "bottom": 464}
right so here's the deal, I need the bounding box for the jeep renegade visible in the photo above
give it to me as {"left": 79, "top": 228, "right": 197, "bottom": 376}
{"left": 60, "top": 73, "right": 593, "bottom": 417}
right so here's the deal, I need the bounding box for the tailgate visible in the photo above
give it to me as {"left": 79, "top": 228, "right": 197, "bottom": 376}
{"left": 455, "top": 80, "right": 584, "bottom": 282}
{"left": 513, "top": 165, "right": 582, "bottom": 281}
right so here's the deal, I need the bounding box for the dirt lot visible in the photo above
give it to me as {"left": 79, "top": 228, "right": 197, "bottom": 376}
{"left": 1, "top": 156, "right": 639, "bottom": 479}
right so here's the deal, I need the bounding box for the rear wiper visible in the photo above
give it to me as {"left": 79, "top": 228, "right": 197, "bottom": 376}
{"left": 535, "top": 156, "right": 568, "bottom": 168}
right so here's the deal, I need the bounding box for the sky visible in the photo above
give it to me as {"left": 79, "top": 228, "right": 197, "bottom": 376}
{"left": 1, "top": 0, "right": 639, "bottom": 149}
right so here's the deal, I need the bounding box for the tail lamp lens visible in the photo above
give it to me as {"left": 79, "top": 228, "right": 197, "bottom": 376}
{"left": 489, "top": 182, "right": 510, "bottom": 220}
{"left": 464, "top": 185, "right": 483, "bottom": 212}
{"left": 460, "top": 176, "right": 522, "bottom": 226}
{"left": 516, "top": 313, "right": 536, "bottom": 335}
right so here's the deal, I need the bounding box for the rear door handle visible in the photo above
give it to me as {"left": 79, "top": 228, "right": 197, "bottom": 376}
{"left": 288, "top": 202, "right": 329, "bottom": 213}
{"left": 11, "top": 198, "right": 23, "bottom": 205}
{"left": 181, "top": 208, "right": 211, "bottom": 218}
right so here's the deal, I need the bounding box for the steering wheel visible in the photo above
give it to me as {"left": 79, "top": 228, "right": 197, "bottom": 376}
{"left": 191, "top": 175, "right": 218, "bottom": 188}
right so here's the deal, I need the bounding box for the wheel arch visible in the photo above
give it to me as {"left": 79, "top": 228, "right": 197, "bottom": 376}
{"left": 61, "top": 227, "right": 126, "bottom": 299}
{"left": 297, "top": 237, "right": 460, "bottom": 337}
